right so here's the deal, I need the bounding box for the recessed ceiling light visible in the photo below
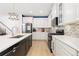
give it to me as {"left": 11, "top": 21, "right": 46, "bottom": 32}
{"left": 29, "top": 11, "right": 32, "bottom": 13}
{"left": 40, "top": 10, "right": 43, "bottom": 13}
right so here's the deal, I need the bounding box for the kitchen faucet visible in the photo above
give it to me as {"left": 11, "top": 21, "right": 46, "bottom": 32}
{"left": 11, "top": 26, "right": 17, "bottom": 36}
{"left": 11, "top": 27, "right": 14, "bottom": 36}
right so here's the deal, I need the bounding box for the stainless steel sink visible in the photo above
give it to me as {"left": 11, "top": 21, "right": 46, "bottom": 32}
{"left": 10, "top": 35, "right": 24, "bottom": 38}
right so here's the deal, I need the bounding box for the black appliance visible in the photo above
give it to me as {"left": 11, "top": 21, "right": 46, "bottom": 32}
{"left": 51, "top": 17, "right": 58, "bottom": 26}
{"left": 23, "top": 23, "right": 32, "bottom": 33}
{"left": 48, "top": 32, "right": 64, "bottom": 53}
{"left": 56, "top": 29, "right": 64, "bottom": 35}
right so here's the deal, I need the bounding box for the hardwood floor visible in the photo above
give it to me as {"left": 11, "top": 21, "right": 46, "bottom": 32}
{"left": 27, "top": 40, "right": 53, "bottom": 56}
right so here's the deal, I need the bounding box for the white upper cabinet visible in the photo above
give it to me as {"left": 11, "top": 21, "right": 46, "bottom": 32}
{"left": 62, "top": 4, "right": 74, "bottom": 24}
{"left": 62, "top": 3, "right": 79, "bottom": 25}
{"left": 51, "top": 4, "right": 59, "bottom": 19}
{"left": 74, "top": 3, "right": 79, "bottom": 20}
{"left": 48, "top": 3, "right": 59, "bottom": 27}
{"left": 33, "top": 18, "right": 50, "bottom": 28}
{"left": 48, "top": 12, "right": 52, "bottom": 27}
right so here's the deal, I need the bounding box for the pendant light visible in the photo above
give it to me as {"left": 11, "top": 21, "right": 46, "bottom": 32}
{"left": 8, "top": 3, "right": 19, "bottom": 20}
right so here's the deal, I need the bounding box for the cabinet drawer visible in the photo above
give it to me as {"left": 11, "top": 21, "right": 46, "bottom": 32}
{"left": 55, "top": 44, "right": 73, "bottom": 56}
{"left": 55, "top": 40, "right": 72, "bottom": 56}
{"left": 56, "top": 40, "right": 77, "bottom": 56}
{"left": 52, "top": 37, "right": 56, "bottom": 50}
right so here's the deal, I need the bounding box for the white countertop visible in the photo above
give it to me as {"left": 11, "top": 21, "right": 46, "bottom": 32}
{"left": 0, "top": 33, "right": 32, "bottom": 53}
{"left": 52, "top": 35, "right": 79, "bottom": 51}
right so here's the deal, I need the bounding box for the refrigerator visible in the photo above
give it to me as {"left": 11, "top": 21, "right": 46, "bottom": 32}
{"left": 22, "top": 23, "right": 32, "bottom": 33}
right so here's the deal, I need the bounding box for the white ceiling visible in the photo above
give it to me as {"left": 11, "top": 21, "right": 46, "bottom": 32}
{"left": 0, "top": 3, "right": 53, "bottom": 16}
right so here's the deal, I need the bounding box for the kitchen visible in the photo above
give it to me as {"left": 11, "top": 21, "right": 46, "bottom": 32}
{"left": 0, "top": 3, "right": 79, "bottom": 56}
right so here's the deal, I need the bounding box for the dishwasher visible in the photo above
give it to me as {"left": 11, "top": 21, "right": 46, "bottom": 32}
{"left": 3, "top": 47, "right": 16, "bottom": 56}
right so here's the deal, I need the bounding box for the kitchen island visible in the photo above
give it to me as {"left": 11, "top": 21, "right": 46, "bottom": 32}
{"left": 0, "top": 33, "right": 32, "bottom": 56}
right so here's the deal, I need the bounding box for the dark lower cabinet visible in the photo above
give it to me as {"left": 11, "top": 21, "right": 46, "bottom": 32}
{"left": 1, "top": 35, "right": 32, "bottom": 56}
{"left": 3, "top": 48, "right": 16, "bottom": 56}
{"left": 29, "top": 35, "right": 32, "bottom": 47}
{"left": 27, "top": 36, "right": 30, "bottom": 50}
{"left": 25, "top": 35, "right": 32, "bottom": 55}
{"left": 15, "top": 35, "right": 32, "bottom": 56}
{"left": 15, "top": 39, "right": 26, "bottom": 56}
{"left": 25, "top": 37, "right": 29, "bottom": 54}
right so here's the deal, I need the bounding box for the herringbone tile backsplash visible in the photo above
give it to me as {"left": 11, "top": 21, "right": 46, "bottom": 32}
{"left": 65, "top": 25, "right": 79, "bottom": 37}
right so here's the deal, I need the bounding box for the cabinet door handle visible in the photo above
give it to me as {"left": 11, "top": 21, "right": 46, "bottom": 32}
{"left": 13, "top": 50, "right": 16, "bottom": 52}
